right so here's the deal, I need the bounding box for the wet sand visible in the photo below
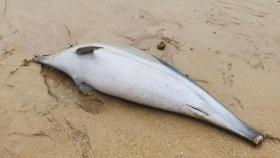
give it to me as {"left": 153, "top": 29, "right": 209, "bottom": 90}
{"left": 1, "top": 0, "right": 280, "bottom": 157}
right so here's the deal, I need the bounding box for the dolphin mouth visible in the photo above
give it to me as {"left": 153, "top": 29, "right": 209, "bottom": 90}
{"left": 217, "top": 113, "right": 264, "bottom": 145}
{"left": 244, "top": 125, "right": 264, "bottom": 145}
{"left": 254, "top": 135, "right": 264, "bottom": 145}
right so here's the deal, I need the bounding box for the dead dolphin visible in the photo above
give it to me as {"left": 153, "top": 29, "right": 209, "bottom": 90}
{"left": 33, "top": 43, "right": 263, "bottom": 145}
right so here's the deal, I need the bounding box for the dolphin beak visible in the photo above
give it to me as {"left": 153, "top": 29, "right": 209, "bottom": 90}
{"left": 235, "top": 120, "right": 264, "bottom": 145}
{"left": 254, "top": 135, "right": 264, "bottom": 145}
{"left": 197, "top": 96, "right": 264, "bottom": 145}
{"left": 209, "top": 107, "right": 264, "bottom": 145}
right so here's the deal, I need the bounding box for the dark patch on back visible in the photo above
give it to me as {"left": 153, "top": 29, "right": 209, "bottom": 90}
{"left": 76, "top": 46, "right": 103, "bottom": 55}
{"left": 156, "top": 57, "right": 206, "bottom": 89}
{"left": 156, "top": 58, "right": 188, "bottom": 78}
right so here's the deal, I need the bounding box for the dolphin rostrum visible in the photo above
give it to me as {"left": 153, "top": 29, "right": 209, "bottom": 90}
{"left": 33, "top": 43, "right": 263, "bottom": 145}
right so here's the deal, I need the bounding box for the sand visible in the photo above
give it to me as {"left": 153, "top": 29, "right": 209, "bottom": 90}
{"left": 1, "top": 0, "right": 280, "bottom": 157}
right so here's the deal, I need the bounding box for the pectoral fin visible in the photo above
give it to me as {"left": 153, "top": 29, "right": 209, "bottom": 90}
{"left": 181, "top": 105, "right": 208, "bottom": 120}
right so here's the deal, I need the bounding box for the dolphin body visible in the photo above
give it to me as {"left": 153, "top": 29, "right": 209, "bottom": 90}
{"left": 33, "top": 43, "right": 263, "bottom": 145}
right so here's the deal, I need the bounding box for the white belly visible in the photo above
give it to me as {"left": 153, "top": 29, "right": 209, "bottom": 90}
{"left": 80, "top": 50, "right": 203, "bottom": 115}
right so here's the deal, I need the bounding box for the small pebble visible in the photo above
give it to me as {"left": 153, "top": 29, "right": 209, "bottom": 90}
{"left": 157, "top": 41, "right": 166, "bottom": 50}
{"left": 22, "top": 59, "right": 32, "bottom": 66}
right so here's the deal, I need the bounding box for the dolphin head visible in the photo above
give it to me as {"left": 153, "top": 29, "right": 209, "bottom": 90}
{"left": 193, "top": 92, "right": 264, "bottom": 145}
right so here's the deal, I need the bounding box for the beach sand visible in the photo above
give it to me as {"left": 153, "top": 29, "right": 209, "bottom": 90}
{"left": 1, "top": 0, "right": 280, "bottom": 157}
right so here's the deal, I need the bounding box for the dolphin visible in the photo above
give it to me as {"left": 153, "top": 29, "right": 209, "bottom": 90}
{"left": 33, "top": 43, "right": 263, "bottom": 145}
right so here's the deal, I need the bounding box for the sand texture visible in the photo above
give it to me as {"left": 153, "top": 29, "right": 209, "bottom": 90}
{"left": 1, "top": 0, "right": 280, "bottom": 157}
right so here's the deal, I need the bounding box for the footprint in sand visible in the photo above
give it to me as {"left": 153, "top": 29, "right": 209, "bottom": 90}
{"left": 221, "top": 62, "right": 235, "bottom": 87}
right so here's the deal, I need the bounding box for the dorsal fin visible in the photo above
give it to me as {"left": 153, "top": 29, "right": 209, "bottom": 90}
{"left": 76, "top": 46, "right": 102, "bottom": 55}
